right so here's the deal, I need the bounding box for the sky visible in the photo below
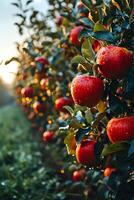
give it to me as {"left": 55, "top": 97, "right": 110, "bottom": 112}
{"left": 0, "top": 0, "right": 49, "bottom": 84}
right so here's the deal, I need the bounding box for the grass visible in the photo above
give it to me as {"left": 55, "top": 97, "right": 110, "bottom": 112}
{"left": 0, "top": 104, "right": 67, "bottom": 200}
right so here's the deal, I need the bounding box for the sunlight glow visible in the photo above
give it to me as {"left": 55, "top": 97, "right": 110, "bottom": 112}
{"left": 0, "top": 62, "right": 18, "bottom": 84}
{"left": 0, "top": 0, "right": 49, "bottom": 85}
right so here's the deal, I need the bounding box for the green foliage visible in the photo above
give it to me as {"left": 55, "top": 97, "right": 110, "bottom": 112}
{"left": 0, "top": 105, "right": 61, "bottom": 199}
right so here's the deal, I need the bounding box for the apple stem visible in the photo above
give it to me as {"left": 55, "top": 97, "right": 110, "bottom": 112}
{"left": 93, "top": 64, "right": 98, "bottom": 77}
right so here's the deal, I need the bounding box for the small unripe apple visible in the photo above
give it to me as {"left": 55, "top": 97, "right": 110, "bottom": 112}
{"left": 55, "top": 97, "right": 74, "bottom": 113}
{"left": 33, "top": 101, "right": 46, "bottom": 113}
{"left": 69, "top": 26, "right": 83, "bottom": 46}
{"left": 72, "top": 169, "right": 86, "bottom": 182}
{"left": 43, "top": 131, "right": 54, "bottom": 142}
{"left": 76, "top": 140, "right": 96, "bottom": 166}
{"left": 107, "top": 116, "right": 134, "bottom": 143}
{"left": 104, "top": 167, "right": 116, "bottom": 177}
{"left": 96, "top": 45, "right": 133, "bottom": 79}
{"left": 71, "top": 75, "right": 104, "bottom": 107}
{"left": 21, "top": 86, "right": 34, "bottom": 98}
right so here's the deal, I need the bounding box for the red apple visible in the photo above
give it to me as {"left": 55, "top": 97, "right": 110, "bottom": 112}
{"left": 71, "top": 75, "right": 104, "bottom": 107}
{"left": 72, "top": 169, "right": 86, "bottom": 181}
{"left": 107, "top": 116, "right": 134, "bottom": 143}
{"left": 33, "top": 101, "right": 46, "bottom": 113}
{"left": 40, "top": 78, "right": 48, "bottom": 91}
{"left": 56, "top": 15, "right": 63, "bottom": 26}
{"left": 104, "top": 167, "right": 116, "bottom": 177}
{"left": 116, "top": 87, "right": 124, "bottom": 96}
{"left": 69, "top": 26, "right": 83, "bottom": 46}
{"left": 35, "top": 57, "right": 49, "bottom": 66}
{"left": 21, "top": 86, "right": 34, "bottom": 98}
{"left": 43, "top": 131, "right": 54, "bottom": 142}
{"left": 96, "top": 45, "right": 133, "bottom": 79}
{"left": 76, "top": 139, "right": 96, "bottom": 166}
{"left": 55, "top": 97, "right": 74, "bottom": 113}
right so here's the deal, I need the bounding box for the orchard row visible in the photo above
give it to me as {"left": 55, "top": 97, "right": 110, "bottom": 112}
{"left": 13, "top": 0, "right": 134, "bottom": 199}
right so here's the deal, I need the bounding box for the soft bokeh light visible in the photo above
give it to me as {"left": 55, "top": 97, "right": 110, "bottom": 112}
{"left": 0, "top": 0, "right": 49, "bottom": 84}
{"left": 0, "top": 62, "right": 18, "bottom": 84}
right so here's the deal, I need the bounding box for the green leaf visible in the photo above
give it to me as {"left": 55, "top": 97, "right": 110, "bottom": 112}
{"left": 79, "top": 18, "right": 94, "bottom": 28}
{"left": 81, "top": 38, "right": 95, "bottom": 61}
{"left": 26, "top": 0, "right": 33, "bottom": 5}
{"left": 94, "top": 22, "right": 106, "bottom": 32}
{"left": 94, "top": 141, "right": 104, "bottom": 160}
{"left": 23, "top": 48, "right": 38, "bottom": 58}
{"left": 11, "top": 2, "right": 20, "bottom": 8}
{"left": 108, "top": 94, "right": 127, "bottom": 116}
{"left": 124, "top": 67, "right": 134, "bottom": 100}
{"left": 68, "top": 117, "right": 81, "bottom": 129}
{"left": 79, "top": 28, "right": 92, "bottom": 39}
{"left": 63, "top": 106, "right": 74, "bottom": 115}
{"left": 79, "top": 29, "right": 116, "bottom": 43}
{"left": 104, "top": 0, "right": 111, "bottom": 6}
{"left": 71, "top": 55, "right": 92, "bottom": 70}
{"left": 92, "top": 112, "right": 106, "bottom": 128}
{"left": 74, "top": 105, "right": 87, "bottom": 113}
{"left": 45, "top": 31, "right": 58, "bottom": 39}
{"left": 64, "top": 131, "right": 76, "bottom": 155}
{"left": 85, "top": 109, "right": 93, "bottom": 123}
{"left": 15, "top": 14, "right": 25, "bottom": 19}
{"left": 92, "top": 31, "right": 116, "bottom": 43}
{"left": 81, "top": 0, "right": 91, "bottom": 9}
{"left": 71, "top": 55, "right": 86, "bottom": 65}
{"left": 75, "top": 111, "right": 85, "bottom": 124}
{"left": 42, "top": 41, "right": 52, "bottom": 46}
{"left": 75, "top": 127, "right": 91, "bottom": 144}
{"left": 102, "top": 142, "right": 129, "bottom": 157}
{"left": 128, "top": 140, "right": 134, "bottom": 157}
